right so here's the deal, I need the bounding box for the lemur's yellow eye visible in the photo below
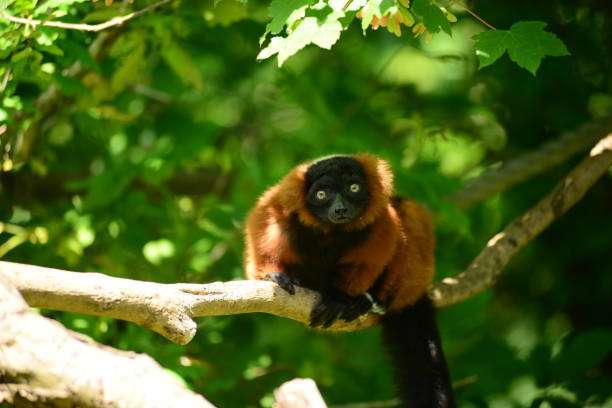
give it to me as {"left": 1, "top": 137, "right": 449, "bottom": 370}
{"left": 350, "top": 184, "right": 360, "bottom": 193}
{"left": 316, "top": 190, "right": 327, "bottom": 200}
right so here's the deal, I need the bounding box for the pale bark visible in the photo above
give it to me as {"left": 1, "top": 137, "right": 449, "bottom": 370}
{"left": 0, "top": 261, "right": 378, "bottom": 345}
{"left": 273, "top": 378, "right": 328, "bottom": 408}
{"left": 0, "top": 273, "right": 214, "bottom": 408}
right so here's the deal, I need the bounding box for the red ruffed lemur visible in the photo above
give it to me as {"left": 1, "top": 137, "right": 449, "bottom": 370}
{"left": 244, "top": 154, "right": 455, "bottom": 408}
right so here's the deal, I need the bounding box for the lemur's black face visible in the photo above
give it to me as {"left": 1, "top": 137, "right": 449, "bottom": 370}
{"left": 304, "top": 156, "right": 369, "bottom": 225}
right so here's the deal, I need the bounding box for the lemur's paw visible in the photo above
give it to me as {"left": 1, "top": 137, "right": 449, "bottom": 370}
{"left": 339, "top": 294, "right": 373, "bottom": 322}
{"left": 310, "top": 292, "right": 372, "bottom": 328}
{"left": 265, "top": 273, "right": 300, "bottom": 295}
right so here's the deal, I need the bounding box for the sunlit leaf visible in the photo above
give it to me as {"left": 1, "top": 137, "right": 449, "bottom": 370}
{"left": 258, "top": 15, "right": 342, "bottom": 66}
{"left": 267, "top": 0, "right": 316, "bottom": 34}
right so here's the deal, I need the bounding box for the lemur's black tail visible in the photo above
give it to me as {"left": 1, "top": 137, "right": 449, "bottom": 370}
{"left": 381, "top": 295, "right": 456, "bottom": 408}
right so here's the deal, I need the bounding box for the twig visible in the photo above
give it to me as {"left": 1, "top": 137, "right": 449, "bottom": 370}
{"left": 0, "top": 234, "right": 27, "bottom": 258}
{"left": 452, "top": 374, "right": 478, "bottom": 389}
{"left": 0, "top": 221, "right": 27, "bottom": 235}
{"left": 133, "top": 83, "right": 173, "bottom": 103}
{"left": 0, "top": 0, "right": 172, "bottom": 32}
{"left": 461, "top": 7, "right": 495, "bottom": 30}
{"left": 449, "top": 0, "right": 496, "bottom": 30}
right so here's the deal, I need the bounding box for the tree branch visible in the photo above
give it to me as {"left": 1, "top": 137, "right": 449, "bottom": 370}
{"left": 0, "top": 0, "right": 172, "bottom": 32}
{"left": 1, "top": 135, "right": 610, "bottom": 344}
{"left": 0, "top": 261, "right": 379, "bottom": 344}
{"left": 274, "top": 378, "right": 328, "bottom": 408}
{"left": 448, "top": 115, "right": 612, "bottom": 209}
{"left": 431, "top": 133, "right": 612, "bottom": 305}
{"left": 0, "top": 273, "right": 214, "bottom": 407}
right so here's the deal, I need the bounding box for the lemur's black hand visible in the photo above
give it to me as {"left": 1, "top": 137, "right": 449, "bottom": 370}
{"left": 340, "top": 294, "right": 373, "bottom": 322}
{"left": 265, "top": 272, "right": 300, "bottom": 295}
{"left": 310, "top": 291, "right": 372, "bottom": 328}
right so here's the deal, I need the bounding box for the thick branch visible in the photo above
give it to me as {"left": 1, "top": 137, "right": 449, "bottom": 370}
{"left": 0, "top": 261, "right": 379, "bottom": 345}
{"left": 431, "top": 133, "right": 612, "bottom": 305}
{"left": 0, "top": 273, "right": 213, "bottom": 407}
{"left": 448, "top": 115, "right": 612, "bottom": 208}
{"left": 1, "top": 135, "right": 610, "bottom": 344}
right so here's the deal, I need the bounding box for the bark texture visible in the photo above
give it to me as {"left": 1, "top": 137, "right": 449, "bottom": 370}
{"left": 0, "top": 273, "right": 214, "bottom": 408}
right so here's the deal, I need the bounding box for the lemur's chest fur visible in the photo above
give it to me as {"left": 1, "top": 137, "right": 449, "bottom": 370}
{"left": 284, "top": 213, "right": 371, "bottom": 291}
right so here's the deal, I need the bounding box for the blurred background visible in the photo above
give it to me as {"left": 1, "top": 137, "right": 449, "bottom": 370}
{"left": 1, "top": 1, "right": 611, "bottom": 406}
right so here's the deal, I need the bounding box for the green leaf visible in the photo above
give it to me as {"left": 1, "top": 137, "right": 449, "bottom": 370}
{"left": 258, "top": 15, "right": 342, "bottom": 66}
{"left": 161, "top": 42, "right": 204, "bottom": 91}
{"left": 411, "top": 0, "right": 451, "bottom": 35}
{"left": 506, "top": 21, "right": 570, "bottom": 74}
{"left": 71, "top": 167, "right": 136, "bottom": 210}
{"left": 204, "top": 0, "right": 248, "bottom": 27}
{"left": 473, "top": 29, "right": 509, "bottom": 68}
{"left": 36, "top": 44, "right": 64, "bottom": 57}
{"left": 267, "top": 0, "right": 316, "bottom": 35}
{"left": 34, "top": 0, "right": 88, "bottom": 15}
{"left": 83, "top": 7, "right": 124, "bottom": 23}
{"left": 111, "top": 40, "right": 147, "bottom": 93}
{"left": 54, "top": 74, "right": 88, "bottom": 96}
{"left": 0, "top": 0, "right": 16, "bottom": 11}
{"left": 474, "top": 21, "right": 570, "bottom": 75}
{"left": 338, "top": 9, "right": 357, "bottom": 29}
{"left": 11, "top": 47, "right": 33, "bottom": 62}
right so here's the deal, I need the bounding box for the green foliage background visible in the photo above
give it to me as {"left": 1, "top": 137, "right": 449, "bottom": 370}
{"left": 1, "top": 1, "right": 612, "bottom": 407}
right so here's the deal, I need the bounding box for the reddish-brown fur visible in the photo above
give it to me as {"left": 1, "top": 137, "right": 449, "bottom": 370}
{"left": 244, "top": 154, "right": 434, "bottom": 311}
